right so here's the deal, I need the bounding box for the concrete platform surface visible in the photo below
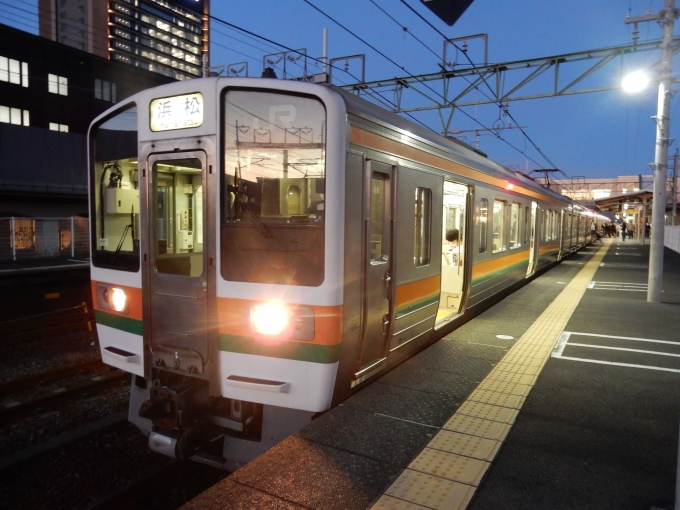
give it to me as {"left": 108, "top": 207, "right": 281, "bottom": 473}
{"left": 181, "top": 240, "right": 680, "bottom": 510}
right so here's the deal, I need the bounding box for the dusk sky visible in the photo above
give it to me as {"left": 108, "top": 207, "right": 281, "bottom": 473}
{"left": 4, "top": 0, "right": 680, "bottom": 180}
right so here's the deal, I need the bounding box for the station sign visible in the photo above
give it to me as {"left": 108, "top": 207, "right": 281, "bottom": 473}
{"left": 150, "top": 93, "right": 204, "bottom": 132}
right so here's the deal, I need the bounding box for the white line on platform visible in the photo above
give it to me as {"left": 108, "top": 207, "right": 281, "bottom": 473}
{"left": 555, "top": 356, "right": 680, "bottom": 373}
{"left": 552, "top": 332, "right": 571, "bottom": 357}
{"left": 567, "top": 332, "right": 678, "bottom": 345}
{"left": 568, "top": 343, "right": 680, "bottom": 358}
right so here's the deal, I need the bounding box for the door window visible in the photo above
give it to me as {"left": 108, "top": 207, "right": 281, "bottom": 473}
{"left": 152, "top": 157, "right": 204, "bottom": 276}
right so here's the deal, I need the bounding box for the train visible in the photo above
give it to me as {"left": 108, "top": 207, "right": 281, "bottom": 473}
{"left": 88, "top": 76, "right": 597, "bottom": 470}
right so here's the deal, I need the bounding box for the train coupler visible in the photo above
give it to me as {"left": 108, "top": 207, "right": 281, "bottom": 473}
{"left": 139, "top": 379, "right": 210, "bottom": 460}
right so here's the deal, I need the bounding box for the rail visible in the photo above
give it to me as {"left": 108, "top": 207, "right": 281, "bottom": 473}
{"left": 0, "top": 302, "right": 94, "bottom": 343}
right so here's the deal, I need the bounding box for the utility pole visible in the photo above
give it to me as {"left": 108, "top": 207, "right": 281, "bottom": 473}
{"left": 673, "top": 148, "right": 678, "bottom": 226}
{"left": 627, "top": 0, "right": 678, "bottom": 303}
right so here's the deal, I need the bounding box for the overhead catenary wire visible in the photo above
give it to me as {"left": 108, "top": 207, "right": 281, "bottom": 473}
{"left": 397, "top": 0, "right": 565, "bottom": 176}
{"left": 301, "top": 0, "right": 550, "bottom": 170}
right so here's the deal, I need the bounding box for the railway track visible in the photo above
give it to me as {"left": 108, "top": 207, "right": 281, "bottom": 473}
{"left": 0, "top": 359, "right": 108, "bottom": 396}
{"left": 0, "top": 302, "right": 94, "bottom": 344}
{"left": 0, "top": 365, "right": 128, "bottom": 424}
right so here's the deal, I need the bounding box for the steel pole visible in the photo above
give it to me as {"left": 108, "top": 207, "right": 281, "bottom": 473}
{"left": 648, "top": 0, "right": 675, "bottom": 303}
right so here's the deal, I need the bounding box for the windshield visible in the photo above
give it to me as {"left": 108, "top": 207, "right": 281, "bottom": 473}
{"left": 90, "top": 105, "right": 140, "bottom": 272}
{"left": 221, "top": 89, "right": 326, "bottom": 286}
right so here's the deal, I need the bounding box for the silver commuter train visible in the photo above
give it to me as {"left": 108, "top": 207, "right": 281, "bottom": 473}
{"left": 88, "top": 77, "right": 593, "bottom": 469}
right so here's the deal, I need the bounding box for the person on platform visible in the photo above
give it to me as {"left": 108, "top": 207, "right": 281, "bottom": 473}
{"left": 621, "top": 220, "right": 627, "bottom": 241}
{"left": 590, "top": 220, "right": 601, "bottom": 243}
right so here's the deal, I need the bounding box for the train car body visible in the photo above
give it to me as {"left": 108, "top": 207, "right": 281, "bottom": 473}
{"left": 88, "top": 77, "right": 591, "bottom": 469}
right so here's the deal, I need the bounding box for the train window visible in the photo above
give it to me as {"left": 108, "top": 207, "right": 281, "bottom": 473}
{"left": 90, "top": 104, "right": 140, "bottom": 272}
{"left": 221, "top": 89, "right": 326, "bottom": 286}
{"left": 509, "top": 202, "right": 520, "bottom": 249}
{"left": 152, "top": 158, "right": 203, "bottom": 276}
{"left": 479, "top": 198, "right": 488, "bottom": 253}
{"left": 492, "top": 200, "right": 506, "bottom": 253}
{"left": 523, "top": 206, "right": 529, "bottom": 245}
{"left": 414, "top": 187, "right": 432, "bottom": 266}
{"left": 370, "top": 175, "right": 387, "bottom": 261}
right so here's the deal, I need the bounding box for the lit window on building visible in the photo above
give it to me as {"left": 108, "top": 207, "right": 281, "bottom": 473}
{"left": 48, "top": 74, "right": 68, "bottom": 95}
{"left": 0, "top": 57, "right": 28, "bottom": 87}
{"left": 0, "top": 105, "right": 29, "bottom": 126}
{"left": 49, "top": 123, "right": 69, "bottom": 132}
{"left": 12, "top": 219, "right": 36, "bottom": 250}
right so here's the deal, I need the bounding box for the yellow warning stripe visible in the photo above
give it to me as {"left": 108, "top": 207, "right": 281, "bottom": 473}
{"left": 372, "top": 240, "right": 612, "bottom": 510}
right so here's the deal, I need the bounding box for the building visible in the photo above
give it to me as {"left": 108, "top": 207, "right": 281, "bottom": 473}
{"left": 38, "top": 0, "right": 209, "bottom": 81}
{"left": 0, "top": 22, "right": 175, "bottom": 218}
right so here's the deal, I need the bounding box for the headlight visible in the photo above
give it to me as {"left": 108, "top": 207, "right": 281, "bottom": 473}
{"left": 111, "top": 288, "right": 127, "bottom": 312}
{"left": 247, "top": 302, "right": 315, "bottom": 341}
{"left": 97, "top": 283, "right": 129, "bottom": 314}
{"left": 250, "top": 303, "right": 289, "bottom": 336}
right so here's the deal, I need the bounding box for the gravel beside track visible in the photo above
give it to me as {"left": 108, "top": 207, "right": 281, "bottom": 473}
{"left": 0, "top": 327, "right": 226, "bottom": 509}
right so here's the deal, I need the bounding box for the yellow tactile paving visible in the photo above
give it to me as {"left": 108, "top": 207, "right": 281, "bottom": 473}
{"left": 442, "top": 414, "right": 512, "bottom": 441}
{"left": 371, "top": 242, "right": 611, "bottom": 510}
{"left": 466, "top": 388, "right": 526, "bottom": 409}
{"left": 409, "top": 448, "right": 490, "bottom": 486}
{"left": 483, "top": 371, "right": 536, "bottom": 386}
{"left": 475, "top": 380, "right": 531, "bottom": 397}
{"left": 455, "top": 401, "right": 520, "bottom": 425}
{"left": 383, "top": 469, "right": 476, "bottom": 510}
{"left": 372, "top": 495, "right": 433, "bottom": 509}
{"left": 427, "top": 429, "right": 501, "bottom": 462}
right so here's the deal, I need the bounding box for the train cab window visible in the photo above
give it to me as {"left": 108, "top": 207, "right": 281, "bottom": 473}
{"left": 492, "top": 200, "right": 506, "bottom": 253}
{"left": 479, "top": 198, "right": 488, "bottom": 253}
{"left": 414, "top": 187, "right": 432, "bottom": 266}
{"left": 90, "top": 104, "right": 140, "bottom": 272}
{"left": 221, "top": 89, "right": 326, "bottom": 286}
{"left": 509, "top": 202, "right": 520, "bottom": 249}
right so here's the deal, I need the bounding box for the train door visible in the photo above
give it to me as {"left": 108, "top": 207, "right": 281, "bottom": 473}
{"left": 147, "top": 152, "right": 208, "bottom": 374}
{"left": 526, "top": 201, "right": 539, "bottom": 277}
{"left": 356, "top": 161, "right": 394, "bottom": 378}
{"left": 437, "top": 181, "right": 469, "bottom": 323}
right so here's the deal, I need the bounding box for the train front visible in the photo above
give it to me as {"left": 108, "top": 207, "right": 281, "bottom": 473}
{"left": 88, "top": 78, "right": 347, "bottom": 468}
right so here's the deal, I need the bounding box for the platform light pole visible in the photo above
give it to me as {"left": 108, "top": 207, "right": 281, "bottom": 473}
{"left": 625, "top": 0, "right": 678, "bottom": 303}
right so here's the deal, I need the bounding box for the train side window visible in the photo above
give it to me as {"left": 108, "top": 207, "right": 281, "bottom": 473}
{"left": 414, "top": 187, "right": 432, "bottom": 267}
{"left": 479, "top": 198, "right": 488, "bottom": 253}
{"left": 509, "top": 202, "right": 520, "bottom": 249}
{"left": 492, "top": 199, "right": 506, "bottom": 253}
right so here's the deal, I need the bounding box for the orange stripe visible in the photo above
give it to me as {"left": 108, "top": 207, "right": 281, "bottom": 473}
{"left": 217, "top": 297, "right": 343, "bottom": 346}
{"left": 395, "top": 275, "right": 441, "bottom": 309}
{"left": 91, "top": 280, "right": 143, "bottom": 321}
{"left": 350, "top": 126, "right": 565, "bottom": 204}
{"left": 538, "top": 242, "right": 560, "bottom": 255}
{"left": 472, "top": 250, "right": 528, "bottom": 280}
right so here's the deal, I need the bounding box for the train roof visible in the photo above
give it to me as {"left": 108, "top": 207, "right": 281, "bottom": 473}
{"left": 330, "top": 84, "right": 568, "bottom": 204}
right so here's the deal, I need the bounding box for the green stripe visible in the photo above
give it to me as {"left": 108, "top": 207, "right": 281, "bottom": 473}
{"left": 472, "top": 259, "right": 528, "bottom": 286}
{"left": 395, "top": 293, "right": 439, "bottom": 318}
{"left": 220, "top": 334, "right": 341, "bottom": 364}
{"left": 95, "top": 310, "right": 143, "bottom": 336}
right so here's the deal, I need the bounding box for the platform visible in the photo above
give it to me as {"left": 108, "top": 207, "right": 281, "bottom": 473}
{"left": 182, "top": 239, "right": 680, "bottom": 510}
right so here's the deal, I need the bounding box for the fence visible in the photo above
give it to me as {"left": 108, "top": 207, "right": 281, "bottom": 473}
{"left": 0, "top": 217, "right": 89, "bottom": 262}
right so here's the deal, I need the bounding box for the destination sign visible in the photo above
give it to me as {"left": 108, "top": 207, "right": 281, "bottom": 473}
{"left": 150, "top": 92, "right": 204, "bottom": 132}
